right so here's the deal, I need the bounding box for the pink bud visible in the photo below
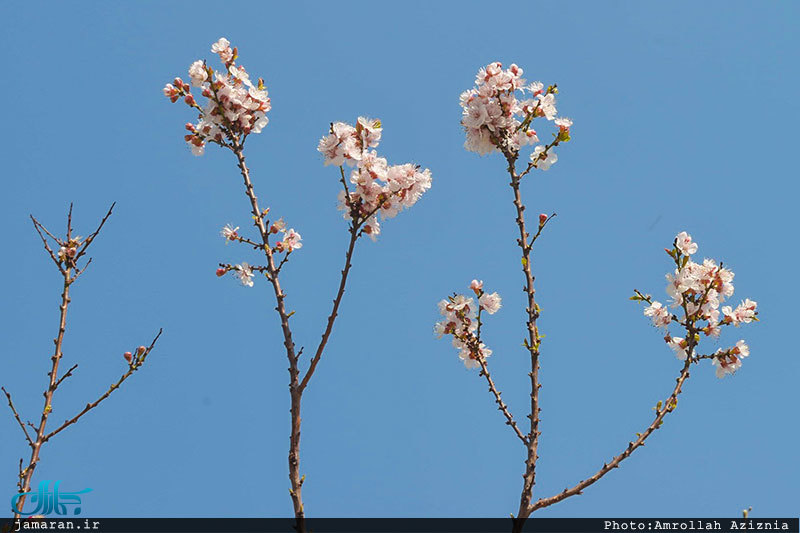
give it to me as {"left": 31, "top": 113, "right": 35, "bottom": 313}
{"left": 216, "top": 267, "right": 226, "bottom": 277}
{"left": 539, "top": 214, "right": 548, "bottom": 226}
{"left": 185, "top": 123, "right": 195, "bottom": 132}
{"left": 470, "top": 279, "right": 483, "bottom": 295}
{"left": 173, "top": 77, "right": 183, "bottom": 87}
{"left": 123, "top": 352, "right": 132, "bottom": 363}
{"left": 136, "top": 346, "right": 146, "bottom": 356}
{"left": 184, "top": 94, "right": 196, "bottom": 106}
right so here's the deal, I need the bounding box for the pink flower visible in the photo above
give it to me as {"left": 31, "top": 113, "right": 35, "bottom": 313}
{"left": 644, "top": 301, "right": 671, "bottom": 329}
{"left": 675, "top": 231, "right": 698, "bottom": 255}
{"left": 211, "top": 38, "right": 233, "bottom": 63}
{"left": 188, "top": 60, "right": 208, "bottom": 87}
{"left": 235, "top": 263, "right": 254, "bottom": 287}
{"left": 531, "top": 146, "right": 557, "bottom": 170}
{"left": 479, "top": 292, "right": 502, "bottom": 315}
{"left": 220, "top": 224, "right": 239, "bottom": 242}
{"left": 281, "top": 229, "right": 303, "bottom": 252}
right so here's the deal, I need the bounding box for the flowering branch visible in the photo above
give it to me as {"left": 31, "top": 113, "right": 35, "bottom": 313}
{"left": 5, "top": 205, "right": 161, "bottom": 519}
{"left": 165, "top": 38, "right": 431, "bottom": 532}
{"left": 442, "top": 62, "right": 759, "bottom": 531}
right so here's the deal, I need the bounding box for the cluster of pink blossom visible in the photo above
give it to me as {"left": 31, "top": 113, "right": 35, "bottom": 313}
{"left": 459, "top": 62, "right": 572, "bottom": 165}
{"left": 640, "top": 232, "right": 758, "bottom": 378}
{"left": 317, "top": 118, "right": 432, "bottom": 239}
{"left": 216, "top": 219, "right": 302, "bottom": 286}
{"left": 434, "top": 280, "right": 502, "bottom": 368}
{"left": 163, "top": 38, "right": 271, "bottom": 155}
{"left": 57, "top": 242, "right": 78, "bottom": 263}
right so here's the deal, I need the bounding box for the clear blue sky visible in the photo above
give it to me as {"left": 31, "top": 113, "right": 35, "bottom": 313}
{"left": 1, "top": 1, "right": 797, "bottom": 519}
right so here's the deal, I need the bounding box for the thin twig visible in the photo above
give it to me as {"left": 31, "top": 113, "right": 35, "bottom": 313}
{"left": 54, "top": 364, "right": 79, "bottom": 390}
{"left": 30, "top": 216, "right": 63, "bottom": 271}
{"left": 2, "top": 387, "right": 33, "bottom": 446}
{"left": 299, "top": 224, "right": 359, "bottom": 393}
{"left": 43, "top": 329, "right": 162, "bottom": 443}
{"left": 475, "top": 356, "right": 528, "bottom": 445}
{"left": 74, "top": 202, "right": 115, "bottom": 262}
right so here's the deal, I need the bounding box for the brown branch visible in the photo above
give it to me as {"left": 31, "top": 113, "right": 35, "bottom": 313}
{"left": 29, "top": 216, "right": 63, "bottom": 271}
{"left": 66, "top": 203, "right": 73, "bottom": 240}
{"left": 235, "top": 235, "right": 266, "bottom": 250}
{"left": 17, "top": 458, "right": 24, "bottom": 491}
{"left": 2, "top": 387, "right": 33, "bottom": 446}
{"left": 12, "top": 205, "right": 157, "bottom": 519}
{"left": 43, "top": 329, "right": 162, "bottom": 443}
{"left": 74, "top": 202, "right": 115, "bottom": 262}
{"left": 54, "top": 364, "right": 79, "bottom": 390}
{"left": 475, "top": 356, "right": 528, "bottom": 446}
{"left": 507, "top": 160, "right": 544, "bottom": 525}
{"left": 529, "top": 358, "right": 693, "bottom": 513}
{"left": 228, "top": 135, "right": 305, "bottom": 531}
{"left": 298, "top": 224, "right": 359, "bottom": 393}
{"left": 15, "top": 270, "right": 73, "bottom": 516}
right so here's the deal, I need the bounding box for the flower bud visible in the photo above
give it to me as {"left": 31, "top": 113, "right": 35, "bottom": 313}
{"left": 136, "top": 346, "right": 147, "bottom": 356}
{"left": 470, "top": 279, "right": 483, "bottom": 295}
{"left": 216, "top": 267, "right": 227, "bottom": 277}
{"left": 539, "top": 214, "right": 548, "bottom": 226}
{"left": 123, "top": 352, "right": 132, "bottom": 363}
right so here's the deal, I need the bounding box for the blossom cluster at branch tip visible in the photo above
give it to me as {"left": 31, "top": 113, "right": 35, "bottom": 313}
{"left": 435, "top": 281, "right": 502, "bottom": 368}
{"left": 638, "top": 231, "right": 758, "bottom": 378}
{"left": 163, "top": 38, "right": 271, "bottom": 156}
{"left": 57, "top": 236, "right": 82, "bottom": 264}
{"left": 459, "top": 61, "right": 572, "bottom": 165}
{"left": 317, "top": 117, "right": 432, "bottom": 240}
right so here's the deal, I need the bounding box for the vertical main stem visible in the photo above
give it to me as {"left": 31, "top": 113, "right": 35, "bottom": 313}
{"left": 230, "top": 137, "right": 305, "bottom": 531}
{"left": 508, "top": 164, "right": 542, "bottom": 529}
{"left": 14, "top": 272, "right": 72, "bottom": 518}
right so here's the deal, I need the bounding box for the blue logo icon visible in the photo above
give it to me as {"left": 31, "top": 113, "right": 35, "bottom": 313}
{"left": 11, "top": 480, "right": 92, "bottom": 516}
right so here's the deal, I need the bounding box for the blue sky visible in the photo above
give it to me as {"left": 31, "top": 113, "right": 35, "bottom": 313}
{"left": 1, "top": 1, "right": 797, "bottom": 519}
